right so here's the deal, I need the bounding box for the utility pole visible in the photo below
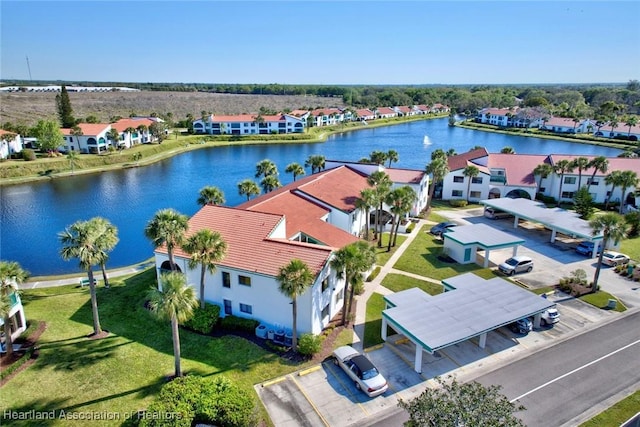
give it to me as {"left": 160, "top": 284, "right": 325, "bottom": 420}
{"left": 26, "top": 55, "right": 33, "bottom": 80}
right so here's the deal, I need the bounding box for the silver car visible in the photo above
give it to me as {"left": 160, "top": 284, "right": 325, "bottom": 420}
{"left": 498, "top": 255, "right": 533, "bottom": 275}
{"left": 332, "top": 345, "right": 388, "bottom": 397}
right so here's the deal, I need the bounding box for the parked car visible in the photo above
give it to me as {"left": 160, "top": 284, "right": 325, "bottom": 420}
{"left": 484, "top": 207, "right": 513, "bottom": 220}
{"left": 508, "top": 318, "right": 533, "bottom": 335}
{"left": 498, "top": 255, "right": 534, "bottom": 275}
{"left": 332, "top": 345, "right": 388, "bottom": 397}
{"left": 602, "top": 251, "right": 630, "bottom": 266}
{"left": 429, "top": 222, "right": 457, "bottom": 237}
{"left": 540, "top": 308, "right": 560, "bottom": 326}
{"left": 575, "top": 241, "right": 601, "bottom": 257}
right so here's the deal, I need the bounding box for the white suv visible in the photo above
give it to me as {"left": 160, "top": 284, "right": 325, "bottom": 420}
{"left": 498, "top": 255, "right": 534, "bottom": 275}
{"left": 540, "top": 308, "right": 560, "bottom": 326}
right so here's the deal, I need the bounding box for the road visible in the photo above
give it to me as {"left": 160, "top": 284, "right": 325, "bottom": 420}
{"left": 358, "top": 311, "right": 640, "bottom": 427}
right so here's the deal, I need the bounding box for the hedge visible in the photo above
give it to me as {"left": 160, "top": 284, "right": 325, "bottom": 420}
{"left": 219, "top": 315, "right": 260, "bottom": 333}
{"left": 184, "top": 303, "right": 220, "bottom": 334}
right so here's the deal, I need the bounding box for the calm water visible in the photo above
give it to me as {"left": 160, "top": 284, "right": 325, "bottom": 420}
{"left": 0, "top": 118, "right": 622, "bottom": 275}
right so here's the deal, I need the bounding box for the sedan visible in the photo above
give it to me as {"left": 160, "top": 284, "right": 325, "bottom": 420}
{"left": 429, "top": 221, "right": 457, "bottom": 237}
{"left": 602, "top": 251, "right": 630, "bottom": 266}
{"left": 332, "top": 345, "right": 388, "bottom": 397}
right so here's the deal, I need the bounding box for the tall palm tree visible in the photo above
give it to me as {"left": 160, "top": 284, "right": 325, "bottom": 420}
{"left": 533, "top": 163, "right": 554, "bottom": 195}
{"left": 305, "top": 155, "right": 326, "bottom": 174}
{"left": 367, "top": 171, "right": 392, "bottom": 247}
{"left": 108, "top": 128, "right": 120, "bottom": 150}
{"left": 590, "top": 213, "right": 628, "bottom": 292}
{"left": 237, "top": 179, "right": 260, "bottom": 200}
{"left": 147, "top": 272, "right": 198, "bottom": 378}
{"left": 197, "top": 185, "right": 225, "bottom": 206}
{"left": 70, "top": 125, "right": 83, "bottom": 152}
{"left": 571, "top": 157, "right": 590, "bottom": 188}
{"left": 145, "top": 209, "right": 189, "bottom": 272}
{"left": 587, "top": 156, "right": 609, "bottom": 191}
{"left": 355, "top": 188, "right": 376, "bottom": 240}
{"left": 617, "top": 171, "right": 639, "bottom": 214}
{"left": 255, "top": 159, "right": 278, "bottom": 179}
{"left": 330, "top": 241, "right": 376, "bottom": 326}
{"left": 285, "top": 162, "right": 305, "bottom": 181}
{"left": 182, "top": 229, "right": 227, "bottom": 309}
{"left": 425, "top": 156, "right": 449, "bottom": 213}
{"left": 59, "top": 217, "right": 117, "bottom": 336}
{"left": 369, "top": 150, "right": 387, "bottom": 165}
{"left": 385, "top": 186, "right": 417, "bottom": 250}
{"left": 276, "top": 259, "right": 314, "bottom": 352}
{"left": 624, "top": 115, "right": 638, "bottom": 137}
{"left": 386, "top": 149, "right": 399, "bottom": 167}
{"left": 93, "top": 217, "right": 119, "bottom": 289}
{"left": 608, "top": 116, "right": 619, "bottom": 138}
{"left": 553, "top": 159, "right": 575, "bottom": 206}
{"left": 260, "top": 175, "right": 281, "bottom": 193}
{"left": 0, "top": 261, "right": 29, "bottom": 358}
{"left": 463, "top": 165, "right": 480, "bottom": 202}
{"left": 67, "top": 150, "right": 78, "bottom": 174}
{"left": 604, "top": 170, "right": 624, "bottom": 210}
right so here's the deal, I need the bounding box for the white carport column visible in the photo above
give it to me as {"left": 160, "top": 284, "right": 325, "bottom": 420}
{"left": 550, "top": 228, "right": 557, "bottom": 243}
{"left": 478, "top": 333, "right": 487, "bottom": 349}
{"left": 512, "top": 245, "right": 518, "bottom": 257}
{"left": 533, "top": 313, "right": 541, "bottom": 329}
{"left": 381, "top": 317, "right": 388, "bottom": 341}
{"left": 484, "top": 250, "right": 490, "bottom": 268}
{"left": 414, "top": 345, "right": 423, "bottom": 373}
{"left": 513, "top": 216, "right": 519, "bottom": 228}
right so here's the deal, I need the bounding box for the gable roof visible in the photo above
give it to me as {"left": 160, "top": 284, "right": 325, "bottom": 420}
{"left": 60, "top": 123, "right": 111, "bottom": 136}
{"left": 111, "top": 118, "right": 155, "bottom": 132}
{"left": 543, "top": 117, "right": 585, "bottom": 128}
{"left": 0, "top": 129, "right": 18, "bottom": 137}
{"left": 376, "top": 107, "right": 396, "bottom": 115}
{"left": 385, "top": 168, "right": 425, "bottom": 184}
{"left": 486, "top": 153, "right": 548, "bottom": 187}
{"left": 447, "top": 147, "right": 489, "bottom": 171}
{"left": 549, "top": 155, "right": 640, "bottom": 176}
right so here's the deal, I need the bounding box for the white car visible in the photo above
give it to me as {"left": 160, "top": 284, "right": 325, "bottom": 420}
{"left": 540, "top": 308, "right": 560, "bottom": 326}
{"left": 602, "top": 251, "right": 630, "bottom": 266}
{"left": 332, "top": 345, "right": 388, "bottom": 397}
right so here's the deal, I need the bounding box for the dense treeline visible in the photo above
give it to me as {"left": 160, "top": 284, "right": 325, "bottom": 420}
{"left": 2, "top": 80, "right": 639, "bottom": 116}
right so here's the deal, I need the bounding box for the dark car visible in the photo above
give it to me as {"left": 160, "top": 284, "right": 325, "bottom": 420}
{"left": 429, "top": 222, "right": 457, "bottom": 237}
{"left": 508, "top": 318, "right": 533, "bottom": 335}
{"left": 575, "top": 241, "right": 601, "bottom": 257}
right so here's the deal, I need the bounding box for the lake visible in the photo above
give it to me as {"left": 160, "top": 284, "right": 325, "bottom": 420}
{"left": 0, "top": 118, "right": 622, "bottom": 275}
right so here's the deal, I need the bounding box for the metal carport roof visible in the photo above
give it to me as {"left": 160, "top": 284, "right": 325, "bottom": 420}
{"left": 382, "top": 273, "right": 555, "bottom": 353}
{"left": 444, "top": 223, "right": 525, "bottom": 249}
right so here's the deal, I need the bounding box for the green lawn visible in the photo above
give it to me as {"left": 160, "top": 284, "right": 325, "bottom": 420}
{"left": 381, "top": 273, "right": 442, "bottom": 296}
{"left": 363, "top": 293, "right": 386, "bottom": 348}
{"left": 0, "top": 269, "right": 306, "bottom": 426}
{"left": 579, "top": 291, "right": 627, "bottom": 312}
{"left": 375, "top": 232, "right": 408, "bottom": 266}
{"left": 581, "top": 390, "right": 640, "bottom": 427}
{"left": 621, "top": 235, "right": 640, "bottom": 263}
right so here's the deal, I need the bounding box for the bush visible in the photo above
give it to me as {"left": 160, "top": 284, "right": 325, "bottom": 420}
{"left": 184, "top": 303, "right": 220, "bottom": 334}
{"left": 22, "top": 149, "right": 36, "bottom": 161}
{"left": 449, "top": 199, "right": 468, "bottom": 207}
{"left": 219, "top": 315, "right": 259, "bottom": 333}
{"left": 353, "top": 280, "right": 365, "bottom": 295}
{"left": 297, "top": 333, "right": 323, "bottom": 356}
{"left": 405, "top": 222, "right": 415, "bottom": 233}
{"left": 366, "top": 266, "right": 381, "bottom": 282}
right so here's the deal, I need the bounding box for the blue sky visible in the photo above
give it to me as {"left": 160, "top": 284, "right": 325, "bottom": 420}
{"left": 1, "top": 1, "right": 638, "bottom": 85}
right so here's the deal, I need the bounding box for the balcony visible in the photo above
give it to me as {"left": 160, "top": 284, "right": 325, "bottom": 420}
{"left": 490, "top": 176, "right": 506, "bottom": 184}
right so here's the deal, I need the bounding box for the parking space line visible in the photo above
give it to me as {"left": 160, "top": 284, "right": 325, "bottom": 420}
{"left": 289, "top": 374, "right": 331, "bottom": 427}
{"left": 324, "top": 362, "right": 370, "bottom": 416}
{"left": 439, "top": 350, "right": 463, "bottom": 368}
{"left": 298, "top": 365, "right": 321, "bottom": 376}
{"left": 260, "top": 376, "right": 287, "bottom": 387}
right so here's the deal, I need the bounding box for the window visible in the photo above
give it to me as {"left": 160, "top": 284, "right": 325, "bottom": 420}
{"left": 587, "top": 179, "right": 599, "bottom": 186}
{"left": 452, "top": 190, "right": 463, "bottom": 197}
{"left": 453, "top": 176, "right": 464, "bottom": 183}
{"left": 238, "top": 275, "right": 251, "bottom": 286}
{"left": 539, "top": 187, "right": 546, "bottom": 193}
{"left": 471, "top": 177, "right": 483, "bottom": 184}
{"left": 321, "top": 303, "right": 329, "bottom": 319}
{"left": 470, "top": 191, "right": 482, "bottom": 198}
{"left": 561, "top": 191, "right": 575, "bottom": 199}
{"left": 321, "top": 278, "right": 329, "bottom": 292}
{"left": 239, "top": 303, "right": 252, "bottom": 314}
{"left": 335, "top": 291, "right": 343, "bottom": 305}
{"left": 222, "top": 272, "right": 230, "bottom": 288}
{"left": 564, "top": 177, "right": 577, "bottom": 185}
{"left": 223, "top": 299, "right": 232, "bottom": 315}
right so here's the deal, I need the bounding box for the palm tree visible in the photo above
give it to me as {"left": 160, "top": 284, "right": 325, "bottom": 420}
{"left": 330, "top": 241, "right": 376, "bottom": 326}
{"left": 369, "top": 150, "right": 387, "bottom": 165}
{"left": 386, "top": 149, "right": 399, "bottom": 167}
{"left": 260, "top": 175, "right": 281, "bottom": 193}
{"left": 587, "top": 156, "right": 609, "bottom": 191}
{"left": 59, "top": 217, "right": 117, "bottom": 336}
{"left": 285, "top": 162, "right": 305, "bottom": 181}
{"left": 533, "top": 163, "right": 554, "bottom": 195}
{"left": 0, "top": 261, "right": 29, "bottom": 358}
{"left": 608, "top": 116, "right": 619, "bottom": 138}
{"left": 276, "top": 259, "right": 314, "bottom": 352}
{"left": 132, "top": 152, "right": 142, "bottom": 166}
{"left": 93, "top": 217, "right": 119, "bottom": 289}
{"left": 590, "top": 213, "right": 628, "bottom": 292}
{"left": 355, "top": 188, "right": 376, "bottom": 240}
{"left": 108, "top": 128, "right": 120, "bottom": 150}
{"left": 604, "top": 170, "right": 624, "bottom": 210}
{"left": 624, "top": 115, "right": 638, "bottom": 137}
{"left": 367, "top": 171, "right": 392, "bottom": 247}
{"left": 147, "top": 272, "right": 198, "bottom": 378}
{"left": 305, "top": 155, "right": 326, "bottom": 174}
{"left": 182, "top": 229, "right": 227, "bottom": 309}
{"left": 554, "top": 159, "right": 575, "bottom": 206}
{"left": 70, "top": 125, "right": 83, "bottom": 152}
{"left": 500, "top": 146, "right": 515, "bottom": 154}
{"left": 197, "top": 185, "right": 225, "bottom": 206}
{"left": 237, "top": 179, "right": 260, "bottom": 200}
{"left": 463, "top": 165, "right": 480, "bottom": 202}
{"left": 255, "top": 159, "right": 278, "bottom": 179}
{"left": 571, "top": 157, "right": 590, "bottom": 188}
{"left": 145, "top": 209, "right": 189, "bottom": 272}
{"left": 385, "top": 186, "right": 417, "bottom": 250}
{"left": 425, "top": 156, "right": 449, "bottom": 213}
{"left": 617, "top": 171, "right": 639, "bottom": 214}
{"left": 67, "top": 150, "right": 78, "bottom": 174}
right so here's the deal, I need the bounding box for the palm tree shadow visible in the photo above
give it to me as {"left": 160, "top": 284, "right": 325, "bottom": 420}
{"left": 4, "top": 397, "right": 70, "bottom": 426}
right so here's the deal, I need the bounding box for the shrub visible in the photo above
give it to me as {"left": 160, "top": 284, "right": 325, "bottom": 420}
{"left": 449, "top": 199, "right": 468, "bottom": 207}
{"left": 405, "top": 222, "right": 415, "bottom": 233}
{"left": 297, "top": 333, "right": 323, "bottom": 356}
{"left": 366, "top": 266, "right": 381, "bottom": 282}
{"left": 22, "top": 149, "right": 36, "bottom": 161}
{"left": 219, "top": 315, "right": 259, "bottom": 333}
{"left": 353, "top": 279, "right": 365, "bottom": 295}
{"left": 184, "top": 303, "right": 220, "bottom": 334}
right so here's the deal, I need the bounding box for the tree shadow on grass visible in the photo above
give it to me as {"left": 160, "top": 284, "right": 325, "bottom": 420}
{"left": 3, "top": 397, "right": 70, "bottom": 427}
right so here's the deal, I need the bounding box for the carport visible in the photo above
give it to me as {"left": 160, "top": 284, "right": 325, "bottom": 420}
{"left": 443, "top": 223, "right": 525, "bottom": 267}
{"left": 381, "top": 273, "right": 555, "bottom": 373}
{"left": 480, "top": 198, "right": 603, "bottom": 257}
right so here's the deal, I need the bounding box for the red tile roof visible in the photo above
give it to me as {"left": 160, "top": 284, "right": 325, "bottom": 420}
{"left": 165, "top": 205, "right": 333, "bottom": 277}
{"left": 543, "top": 117, "right": 582, "bottom": 127}
{"left": 111, "top": 118, "right": 155, "bottom": 132}
{"left": 0, "top": 129, "right": 17, "bottom": 136}
{"left": 482, "top": 107, "right": 516, "bottom": 117}
{"left": 310, "top": 108, "right": 343, "bottom": 117}
{"left": 356, "top": 109, "right": 374, "bottom": 117}
{"left": 385, "top": 168, "right": 425, "bottom": 184}
{"left": 447, "top": 148, "right": 489, "bottom": 171}
{"left": 487, "top": 154, "right": 548, "bottom": 187}
{"left": 396, "top": 106, "right": 412, "bottom": 113}
{"left": 60, "top": 123, "right": 111, "bottom": 136}
{"left": 549, "top": 155, "right": 640, "bottom": 176}
{"left": 376, "top": 107, "right": 396, "bottom": 115}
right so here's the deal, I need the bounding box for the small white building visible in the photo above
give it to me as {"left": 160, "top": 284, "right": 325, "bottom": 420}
{"left": 0, "top": 285, "right": 27, "bottom": 350}
{"left": 61, "top": 123, "right": 112, "bottom": 154}
{"left": 111, "top": 118, "right": 156, "bottom": 148}
{"left": 443, "top": 223, "right": 524, "bottom": 267}
{"left": 0, "top": 130, "right": 23, "bottom": 159}
{"left": 193, "top": 113, "right": 306, "bottom": 135}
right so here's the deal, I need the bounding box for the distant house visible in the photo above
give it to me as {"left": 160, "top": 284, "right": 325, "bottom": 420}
{"left": 61, "top": 123, "right": 112, "bottom": 154}
{"left": 596, "top": 123, "right": 640, "bottom": 141}
{"left": 309, "top": 108, "right": 344, "bottom": 127}
{"left": 111, "top": 118, "right": 156, "bottom": 148}
{"left": 541, "top": 117, "right": 593, "bottom": 134}
{"left": 476, "top": 108, "right": 518, "bottom": 127}
{"left": 394, "top": 106, "right": 415, "bottom": 117}
{"left": 355, "top": 109, "right": 375, "bottom": 121}
{"left": 430, "top": 103, "right": 450, "bottom": 113}
{"left": 0, "top": 129, "right": 23, "bottom": 159}
{"left": 193, "top": 113, "right": 306, "bottom": 134}
{"left": 376, "top": 107, "right": 397, "bottom": 119}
